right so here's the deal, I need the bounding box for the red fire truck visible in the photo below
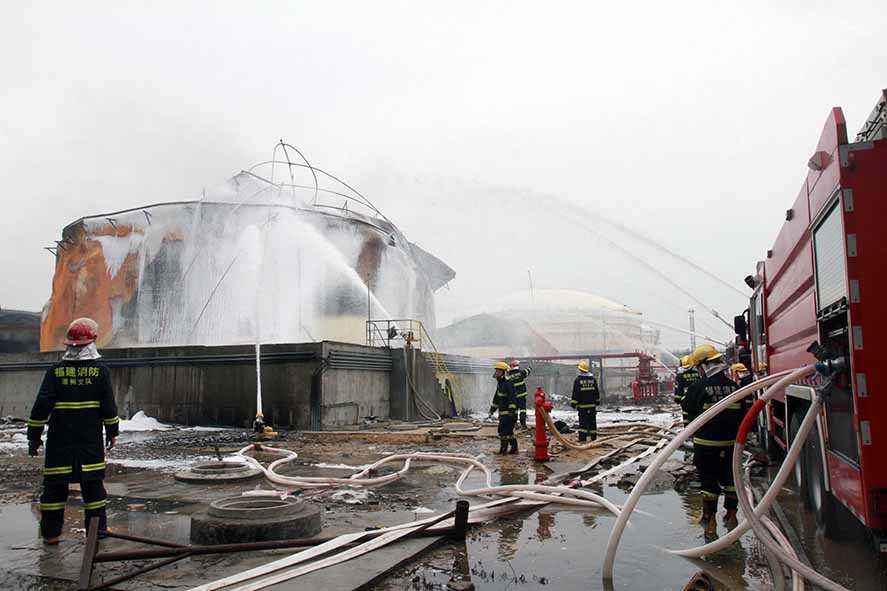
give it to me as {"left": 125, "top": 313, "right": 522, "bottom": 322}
{"left": 739, "top": 89, "right": 887, "bottom": 547}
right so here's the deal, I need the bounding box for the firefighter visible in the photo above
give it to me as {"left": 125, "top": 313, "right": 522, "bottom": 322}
{"left": 674, "top": 355, "right": 701, "bottom": 425}
{"left": 506, "top": 360, "right": 532, "bottom": 429}
{"left": 681, "top": 344, "right": 747, "bottom": 535}
{"left": 731, "top": 363, "right": 753, "bottom": 387}
{"left": 570, "top": 359, "right": 600, "bottom": 442}
{"left": 27, "top": 318, "right": 119, "bottom": 544}
{"left": 489, "top": 361, "right": 519, "bottom": 454}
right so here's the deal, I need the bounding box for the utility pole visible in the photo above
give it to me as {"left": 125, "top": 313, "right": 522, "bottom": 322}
{"left": 688, "top": 307, "right": 696, "bottom": 350}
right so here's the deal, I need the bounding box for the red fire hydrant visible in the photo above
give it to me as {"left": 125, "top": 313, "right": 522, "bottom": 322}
{"left": 534, "top": 387, "right": 553, "bottom": 461}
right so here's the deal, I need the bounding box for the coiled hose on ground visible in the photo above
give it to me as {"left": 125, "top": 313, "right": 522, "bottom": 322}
{"left": 235, "top": 446, "right": 623, "bottom": 513}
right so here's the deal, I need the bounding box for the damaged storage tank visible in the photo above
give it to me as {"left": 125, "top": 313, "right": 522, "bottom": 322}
{"left": 40, "top": 148, "right": 454, "bottom": 350}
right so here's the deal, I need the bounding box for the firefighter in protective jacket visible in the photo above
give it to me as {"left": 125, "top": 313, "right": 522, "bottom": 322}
{"left": 571, "top": 359, "right": 600, "bottom": 442}
{"left": 27, "top": 318, "right": 119, "bottom": 544}
{"left": 506, "top": 360, "right": 531, "bottom": 428}
{"left": 681, "top": 344, "right": 748, "bottom": 535}
{"left": 489, "top": 361, "right": 519, "bottom": 454}
{"left": 674, "top": 355, "right": 700, "bottom": 425}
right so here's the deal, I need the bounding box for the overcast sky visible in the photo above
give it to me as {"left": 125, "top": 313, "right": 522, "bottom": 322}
{"left": 1, "top": 1, "right": 883, "bottom": 348}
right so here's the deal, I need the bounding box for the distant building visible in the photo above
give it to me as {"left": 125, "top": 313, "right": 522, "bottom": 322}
{"left": 0, "top": 309, "right": 41, "bottom": 353}
{"left": 438, "top": 289, "right": 663, "bottom": 397}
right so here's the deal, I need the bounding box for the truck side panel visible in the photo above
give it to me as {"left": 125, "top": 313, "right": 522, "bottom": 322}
{"left": 767, "top": 290, "right": 817, "bottom": 372}
{"left": 841, "top": 139, "right": 887, "bottom": 531}
{"left": 764, "top": 186, "right": 817, "bottom": 376}
{"left": 808, "top": 108, "right": 848, "bottom": 217}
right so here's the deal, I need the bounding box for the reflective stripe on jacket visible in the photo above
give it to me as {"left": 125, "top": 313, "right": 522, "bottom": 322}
{"left": 28, "top": 361, "right": 119, "bottom": 481}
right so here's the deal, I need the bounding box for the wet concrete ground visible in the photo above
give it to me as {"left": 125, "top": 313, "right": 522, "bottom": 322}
{"left": 1, "top": 409, "right": 884, "bottom": 590}
{"left": 762, "top": 472, "right": 887, "bottom": 591}
{"left": 377, "top": 458, "right": 775, "bottom": 591}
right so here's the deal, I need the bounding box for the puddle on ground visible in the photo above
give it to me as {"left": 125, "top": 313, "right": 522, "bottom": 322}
{"left": 380, "top": 481, "right": 774, "bottom": 591}
{"left": 772, "top": 478, "right": 887, "bottom": 591}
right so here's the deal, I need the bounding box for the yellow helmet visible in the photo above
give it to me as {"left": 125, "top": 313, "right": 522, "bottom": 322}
{"left": 690, "top": 344, "right": 722, "bottom": 365}
{"left": 731, "top": 362, "right": 748, "bottom": 372}
{"left": 690, "top": 343, "right": 724, "bottom": 365}
{"left": 494, "top": 361, "right": 510, "bottom": 371}
{"left": 578, "top": 359, "right": 590, "bottom": 373}
{"left": 680, "top": 355, "right": 691, "bottom": 369}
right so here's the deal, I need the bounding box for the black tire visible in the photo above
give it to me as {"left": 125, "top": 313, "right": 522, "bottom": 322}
{"left": 804, "top": 423, "right": 838, "bottom": 536}
{"left": 789, "top": 411, "right": 811, "bottom": 508}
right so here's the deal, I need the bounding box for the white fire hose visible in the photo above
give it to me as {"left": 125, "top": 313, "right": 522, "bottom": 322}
{"left": 732, "top": 382, "right": 848, "bottom": 591}
{"left": 602, "top": 368, "right": 798, "bottom": 579}
{"left": 603, "top": 364, "right": 849, "bottom": 591}
{"left": 221, "top": 368, "right": 835, "bottom": 589}
{"left": 194, "top": 434, "right": 671, "bottom": 591}
{"left": 234, "top": 446, "right": 624, "bottom": 514}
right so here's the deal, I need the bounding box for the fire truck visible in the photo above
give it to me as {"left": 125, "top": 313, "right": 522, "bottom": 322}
{"left": 737, "top": 89, "right": 887, "bottom": 547}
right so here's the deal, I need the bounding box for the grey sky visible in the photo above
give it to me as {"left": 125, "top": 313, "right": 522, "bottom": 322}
{"left": 1, "top": 1, "right": 883, "bottom": 348}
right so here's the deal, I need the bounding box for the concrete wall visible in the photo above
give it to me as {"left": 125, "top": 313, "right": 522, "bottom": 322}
{"left": 4, "top": 342, "right": 594, "bottom": 428}
{"left": 0, "top": 350, "right": 61, "bottom": 418}
{"left": 0, "top": 341, "right": 398, "bottom": 430}
{"left": 0, "top": 344, "right": 320, "bottom": 427}
{"left": 320, "top": 341, "right": 391, "bottom": 428}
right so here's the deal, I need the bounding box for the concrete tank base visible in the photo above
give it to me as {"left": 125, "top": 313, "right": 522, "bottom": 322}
{"left": 190, "top": 496, "right": 322, "bottom": 544}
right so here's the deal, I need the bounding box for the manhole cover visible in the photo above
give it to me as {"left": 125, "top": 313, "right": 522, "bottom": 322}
{"left": 174, "top": 461, "right": 262, "bottom": 483}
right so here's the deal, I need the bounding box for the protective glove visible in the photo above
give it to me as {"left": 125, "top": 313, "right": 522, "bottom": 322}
{"left": 28, "top": 439, "right": 41, "bottom": 457}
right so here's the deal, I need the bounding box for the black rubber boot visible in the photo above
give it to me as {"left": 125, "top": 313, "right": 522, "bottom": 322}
{"left": 508, "top": 438, "right": 518, "bottom": 454}
{"left": 519, "top": 414, "right": 527, "bottom": 429}
{"left": 578, "top": 432, "right": 587, "bottom": 443}
{"left": 700, "top": 499, "right": 717, "bottom": 536}
{"left": 498, "top": 440, "right": 509, "bottom": 455}
{"left": 723, "top": 508, "right": 738, "bottom": 529}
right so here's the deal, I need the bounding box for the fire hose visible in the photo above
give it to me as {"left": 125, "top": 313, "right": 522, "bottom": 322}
{"left": 603, "top": 364, "right": 848, "bottom": 591}
{"left": 732, "top": 377, "right": 848, "bottom": 591}
{"left": 234, "top": 446, "right": 624, "bottom": 514}
{"left": 536, "top": 404, "right": 676, "bottom": 451}
{"left": 194, "top": 437, "right": 667, "bottom": 591}
{"left": 221, "top": 373, "right": 831, "bottom": 589}
{"left": 602, "top": 368, "right": 798, "bottom": 579}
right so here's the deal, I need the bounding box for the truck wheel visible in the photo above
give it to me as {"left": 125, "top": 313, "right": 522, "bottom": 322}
{"left": 804, "top": 423, "right": 837, "bottom": 536}
{"left": 789, "top": 411, "right": 810, "bottom": 508}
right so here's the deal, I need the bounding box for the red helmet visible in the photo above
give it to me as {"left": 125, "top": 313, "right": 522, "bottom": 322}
{"left": 64, "top": 317, "right": 99, "bottom": 346}
{"left": 509, "top": 360, "right": 520, "bottom": 369}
